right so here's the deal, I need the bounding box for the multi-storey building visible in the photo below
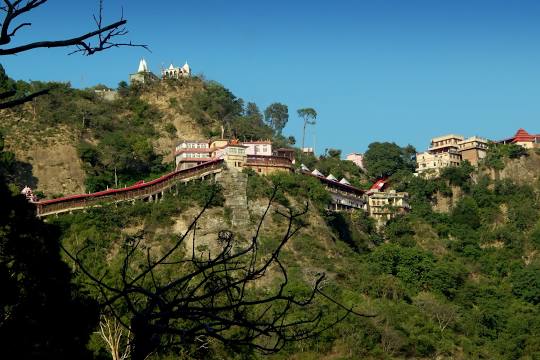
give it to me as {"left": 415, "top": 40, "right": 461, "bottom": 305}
{"left": 241, "top": 141, "right": 272, "bottom": 156}
{"left": 416, "top": 134, "right": 489, "bottom": 176}
{"left": 174, "top": 140, "right": 213, "bottom": 170}
{"left": 174, "top": 139, "right": 294, "bottom": 174}
{"left": 458, "top": 136, "right": 489, "bottom": 165}
{"left": 365, "top": 179, "right": 410, "bottom": 224}
{"left": 367, "top": 189, "right": 410, "bottom": 224}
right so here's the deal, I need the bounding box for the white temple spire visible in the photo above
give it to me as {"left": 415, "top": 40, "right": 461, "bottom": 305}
{"left": 138, "top": 58, "right": 148, "bottom": 73}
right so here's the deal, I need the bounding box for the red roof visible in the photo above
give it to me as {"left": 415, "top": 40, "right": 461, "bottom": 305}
{"left": 37, "top": 159, "right": 223, "bottom": 205}
{"left": 500, "top": 128, "right": 540, "bottom": 143}
{"left": 369, "top": 178, "right": 388, "bottom": 191}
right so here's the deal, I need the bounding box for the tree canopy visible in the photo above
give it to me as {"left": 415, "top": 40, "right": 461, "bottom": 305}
{"left": 264, "top": 102, "right": 289, "bottom": 135}
{"left": 363, "top": 142, "right": 416, "bottom": 179}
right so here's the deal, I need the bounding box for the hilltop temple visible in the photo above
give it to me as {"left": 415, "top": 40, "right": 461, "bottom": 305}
{"left": 129, "top": 58, "right": 159, "bottom": 84}
{"left": 129, "top": 58, "right": 192, "bottom": 84}
{"left": 162, "top": 62, "right": 191, "bottom": 79}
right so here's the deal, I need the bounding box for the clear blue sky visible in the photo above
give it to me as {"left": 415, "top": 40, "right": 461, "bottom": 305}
{"left": 2, "top": 0, "right": 540, "bottom": 155}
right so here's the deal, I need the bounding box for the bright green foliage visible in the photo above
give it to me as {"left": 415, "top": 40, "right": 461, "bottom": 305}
{"left": 185, "top": 81, "right": 243, "bottom": 127}
{"left": 451, "top": 197, "right": 481, "bottom": 229}
{"left": 363, "top": 142, "right": 416, "bottom": 180}
{"left": 269, "top": 172, "right": 331, "bottom": 209}
{"left": 369, "top": 244, "right": 435, "bottom": 292}
{"left": 306, "top": 150, "right": 366, "bottom": 188}
{"left": 511, "top": 265, "right": 540, "bottom": 304}
{"left": 483, "top": 142, "right": 529, "bottom": 169}
{"left": 440, "top": 161, "right": 474, "bottom": 188}
{"left": 5, "top": 80, "right": 170, "bottom": 192}
{"left": 0, "top": 64, "right": 15, "bottom": 94}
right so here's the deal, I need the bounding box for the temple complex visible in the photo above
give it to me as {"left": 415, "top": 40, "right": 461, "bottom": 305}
{"left": 129, "top": 58, "right": 191, "bottom": 84}
{"left": 162, "top": 62, "right": 191, "bottom": 79}
{"left": 499, "top": 128, "right": 540, "bottom": 149}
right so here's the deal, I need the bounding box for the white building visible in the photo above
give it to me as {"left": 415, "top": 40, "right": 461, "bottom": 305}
{"left": 241, "top": 141, "right": 273, "bottom": 156}
{"left": 162, "top": 62, "right": 191, "bottom": 79}
{"left": 129, "top": 58, "right": 158, "bottom": 84}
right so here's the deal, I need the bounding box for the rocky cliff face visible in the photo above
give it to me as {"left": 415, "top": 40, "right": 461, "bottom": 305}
{"left": 487, "top": 151, "right": 540, "bottom": 185}
{"left": 432, "top": 151, "right": 540, "bottom": 213}
{"left": 140, "top": 81, "right": 206, "bottom": 163}
{"left": 2, "top": 80, "right": 207, "bottom": 196}
{"left": 2, "top": 113, "right": 86, "bottom": 196}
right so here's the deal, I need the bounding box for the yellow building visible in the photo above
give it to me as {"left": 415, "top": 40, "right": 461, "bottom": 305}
{"left": 416, "top": 134, "right": 489, "bottom": 177}
{"left": 367, "top": 190, "right": 410, "bottom": 224}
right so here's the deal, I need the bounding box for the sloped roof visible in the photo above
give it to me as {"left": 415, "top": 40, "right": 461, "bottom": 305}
{"left": 326, "top": 174, "right": 338, "bottom": 181}
{"left": 311, "top": 169, "right": 323, "bottom": 177}
{"left": 339, "top": 178, "right": 351, "bottom": 185}
{"left": 500, "top": 128, "right": 540, "bottom": 143}
{"left": 369, "top": 178, "right": 387, "bottom": 191}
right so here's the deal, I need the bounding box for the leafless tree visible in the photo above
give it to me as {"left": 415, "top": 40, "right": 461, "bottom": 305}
{"left": 414, "top": 292, "right": 458, "bottom": 334}
{"left": 0, "top": 0, "right": 147, "bottom": 109}
{"left": 99, "top": 314, "right": 131, "bottom": 360}
{"left": 63, "top": 187, "right": 373, "bottom": 360}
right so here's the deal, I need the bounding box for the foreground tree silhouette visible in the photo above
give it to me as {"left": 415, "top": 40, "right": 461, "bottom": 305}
{"left": 0, "top": 1, "right": 143, "bottom": 357}
{"left": 65, "top": 188, "right": 370, "bottom": 359}
{"left": 0, "top": 0, "right": 146, "bottom": 109}
{"left": 0, "top": 136, "right": 98, "bottom": 359}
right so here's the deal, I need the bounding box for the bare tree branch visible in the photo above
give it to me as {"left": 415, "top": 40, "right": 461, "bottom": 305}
{"left": 0, "top": 0, "right": 147, "bottom": 55}
{"left": 0, "top": 88, "right": 47, "bottom": 109}
{"left": 0, "top": 0, "right": 148, "bottom": 109}
{"left": 63, "top": 185, "right": 374, "bottom": 359}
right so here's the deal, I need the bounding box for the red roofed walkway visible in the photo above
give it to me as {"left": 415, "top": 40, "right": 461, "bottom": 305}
{"left": 36, "top": 159, "right": 225, "bottom": 217}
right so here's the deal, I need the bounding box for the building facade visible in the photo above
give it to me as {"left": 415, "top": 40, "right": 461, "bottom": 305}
{"left": 367, "top": 189, "right": 410, "bottom": 224}
{"left": 346, "top": 152, "right": 365, "bottom": 169}
{"left": 416, "top": 134, "right": 489, "bottom": 176}
{"left": 174, "top": 139, "right": 293, "bottom": 173}
{"left": 241, "top": 141, "right": 272, "bottom": 156}
{"left": 458, "top": 136, "right": 489, "bottom": 165}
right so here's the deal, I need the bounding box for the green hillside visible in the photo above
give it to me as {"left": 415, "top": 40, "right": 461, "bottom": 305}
{"left": 1, "top": 73, "right": 540, "bottom": 359}
{"left": 47, "top": 151, "right": 540, "bottom": 359}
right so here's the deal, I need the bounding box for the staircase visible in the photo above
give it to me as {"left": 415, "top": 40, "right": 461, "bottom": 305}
{"left": 216, "top": 169, "right": 250, "bottom": 228}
